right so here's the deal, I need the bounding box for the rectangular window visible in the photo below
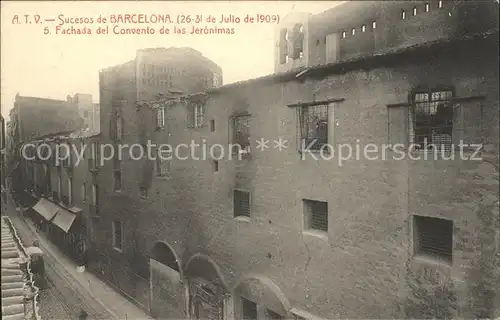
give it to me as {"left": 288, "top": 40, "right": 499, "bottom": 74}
{"left": 156, "top": 150, "right": 171, "bottom": 178}
{"left": 113, "top": 171, "right": 122, "bottom": 191}
{"left": 303, "top": 199, "right": 328, "bottom": 233}
{"left": 89, "top": 142, "right": 99, "bottom": 170}
{"left": 233, "top": 190, "right": 250, "bottom": 218}
{"left": 116, "top": 116, "right": 123, "bottom": 140}
{"left": 156, "top": 106, "right": 165, "bottom": 129}
{"left": 213, "top": 160, "right": 219, "bottom": 172}
{"left": 231, "top": 115, "right": 251, "bottom": 154}
{"left": 212, "top": 74, "right": 219, "bottom": 87}
{"left": 63, "top": 144, "right": 72, "bottom": 167}
{"left": 409, "top": 90, "right": 454, "bottom": 151}
{"left": 112, "top": 220, "right": 124, "bottom": 251}
{"left": 241, "top": 297, "right": 257, "bottom": 320}
{"left": 91, "top": 184, "right": 98, "bottom": 214}
{"left": 297, "top": 104, "right": 329, "bottom": 152}
{"left": 210, "top": 119, "right": 216, "bottom": 132}
{"left": 188, "top": 103, "right": 205, "bottom": 128}
{"left": 413, "top": 215, "right": 453, "bottom": 263}
{"left": 67, "top": 178, "right": 72, "bottom": 206}
{"left": 57, "top": 175, "right": 62, "bottom": 198}
{"left": 81, "top": 183, "right": 86, "bottom": 202}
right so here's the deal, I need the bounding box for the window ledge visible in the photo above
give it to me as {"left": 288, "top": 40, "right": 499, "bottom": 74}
{"left": 114, "top": 190, "right": 122, "bottom": 193}
{"left": 113, "top": 247, "right": 123, "bottom": 253}
{"left": 156, "top": 175, "right": 171, "bottom": 180}
{"left": 302, "top": 229, "right": 328, "bottom": 241}
{"left": 413, "top": 254, "right": 452, "bottom": 268}
{"left": 234, "top": 216, "right": 250, "bottom": 223}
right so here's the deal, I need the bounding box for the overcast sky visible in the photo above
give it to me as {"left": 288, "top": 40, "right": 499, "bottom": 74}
{"left": 1, "top": 1, "right": 343, "bottom": 120}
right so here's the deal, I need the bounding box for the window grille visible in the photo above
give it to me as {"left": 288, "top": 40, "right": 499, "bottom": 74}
{"left": 233, "top": 190, "right": 250, "bottom": 218}
{"left": 297, "top": 105, "right": 329, "bottom": 151}
{"left": 155, "top": 105, "right": 165, "bottom": 129}
{"left": 409, "top": 90, "right": 454, "bottom": 151}
{"left": 303, "top": 199, "right": 328, "bottom": 232}
{"left": 414, "top": 215, "right": 453, "bottom": 263}
{"left": 231, "top": 115, "right": 251, "bottom": 153}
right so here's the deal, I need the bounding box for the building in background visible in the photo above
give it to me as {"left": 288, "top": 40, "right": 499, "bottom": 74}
{"left": 86, "top": 47, "right": 223, "bottom": 311}
{"left": 92, "top": 1, "right": 498, "bottom": 319}
{"left": 20, "top": 129, "right": 100, "bottom": 265}
{"left": 67, "top": 94, "right": 100, "bottom": 134}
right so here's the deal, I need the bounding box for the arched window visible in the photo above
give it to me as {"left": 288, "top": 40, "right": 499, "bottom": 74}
{"left": 413, "top": 7, "right": 417, "bottom": 15}
{"left": 425, "top": 3, "right": 430, "bottom": 12}
{"left": 401, "top": 10, "right": 406, "bottom": 19}
{"left": 361, "top": 25, "right": 366, "bottom": 32}
{"left": 438, "top": 1, "right": 443, "bottom": 8}
{"left": 351, "top": 28, "right": 356, "bottom": 35}
{"left": 372, "top": 21, "right": 377, "bottom": 29}
{"left": 341, "top": 31, "right": 347, "bottom": 38}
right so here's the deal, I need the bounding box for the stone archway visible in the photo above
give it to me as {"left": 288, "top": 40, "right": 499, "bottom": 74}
{"left": 233, "top": 274, "right": 291, "bottom": 319}
{"left": 149, "top": 241, "right": 184, "bottom": 319}
{"left": 185, "top": 254, "right": 232, "bottom": 320}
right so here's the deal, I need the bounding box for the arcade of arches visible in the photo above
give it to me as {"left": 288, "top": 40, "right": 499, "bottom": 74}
{"left": 148, "top": 242, "right": 297, "bottom": 320}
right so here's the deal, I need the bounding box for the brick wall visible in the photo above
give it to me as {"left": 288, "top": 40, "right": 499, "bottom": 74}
{"left": 94, "top": 35, "right": 499, "bottom": 319}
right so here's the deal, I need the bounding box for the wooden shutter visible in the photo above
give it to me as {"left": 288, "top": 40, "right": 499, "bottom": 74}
{"left": 452, "top": 98, "right": 484, "bottom": 147}
{"left": 387, "top": 105, "right": 408, "bottom": 147}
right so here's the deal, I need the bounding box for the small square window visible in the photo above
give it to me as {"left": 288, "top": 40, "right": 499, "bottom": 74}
{"left": 139, "top": 187, "right": 148, "bottom": 199}
{"left": 413, "top": 215, "right": 453, "bottom": 263}
{"left": 303, "top": 199, "right": 328, "bottom": 232}
{"left": 233, "top": 190, "right": 250, "bottom": 218}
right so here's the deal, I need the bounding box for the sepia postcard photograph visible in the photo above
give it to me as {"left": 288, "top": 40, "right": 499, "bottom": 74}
{"left": 1, "top": 1, "right": 499, "bottom": 319}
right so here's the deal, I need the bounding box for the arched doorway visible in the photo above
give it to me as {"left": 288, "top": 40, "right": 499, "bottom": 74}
{"left": 233, "top": 275, "right": 291, "bottom": 320}
{"left": 185, "top": 254, "right": 231, "bottom": 320}
{"left": 149, "top": 241, "right": 184, "bottom": 319}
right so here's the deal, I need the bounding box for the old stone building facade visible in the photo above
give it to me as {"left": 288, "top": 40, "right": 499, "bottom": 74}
{"left": 19, "top": 130, "right": 100, "bottom": 265}
{"left": 88, "top": 47, "right": 223, "bottom": 311}
{"left": 86, "top": 1, "right": 499, "bottom": 319}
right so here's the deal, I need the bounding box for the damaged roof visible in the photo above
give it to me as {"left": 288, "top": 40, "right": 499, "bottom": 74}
{"left": 1, "top": 216, "right": 40, "bottom": 320}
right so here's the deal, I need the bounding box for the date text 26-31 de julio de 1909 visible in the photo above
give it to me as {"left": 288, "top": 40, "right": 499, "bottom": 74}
{"left": 51, "top": 13, "right": 280, "bottom": 35}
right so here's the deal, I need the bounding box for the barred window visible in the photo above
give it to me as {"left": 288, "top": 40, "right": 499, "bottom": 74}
{"left": 303, "top": 199, "right": 328, "bottom": 232}
{"left": 155, "top": 106, "right": 165, "bottom": 129}
{"left": 297, "top": 104, "right": 329, "bottom": 151}
{"left": 409, "top": 89, "right": 454, "bottom": 151}
{"left": 233, "top": 190, "right": 250, "bottom": 218}
{"left": 413, "top": 215, "right": 453, "bottom": 263}
{"left": 231, "top": 114, "right": 251, "bottom": 154}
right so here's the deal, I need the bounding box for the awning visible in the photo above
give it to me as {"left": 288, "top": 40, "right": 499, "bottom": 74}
{"left": 52, "top": 208, "right": 76, "bottom": 233}
{"left": 32, "top": 198, "right": 59, "bottom": 221}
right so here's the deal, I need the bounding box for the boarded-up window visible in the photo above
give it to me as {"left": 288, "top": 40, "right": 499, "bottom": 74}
{"left": 413, "top": 215, "right": 453, "bottom": 263}
{"left": 233, "top": 190, "right": 250, "bottom": 218}
{"left": 303, "top": 199, "right": 328, "bottom": 232}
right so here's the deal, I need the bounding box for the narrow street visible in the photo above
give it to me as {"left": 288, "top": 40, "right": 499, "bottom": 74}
{"left": 7, "top": 211, "right": 114, "bottom": 320}
{"left": 2, "top": 192, "right": 150, "bottom": 320}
